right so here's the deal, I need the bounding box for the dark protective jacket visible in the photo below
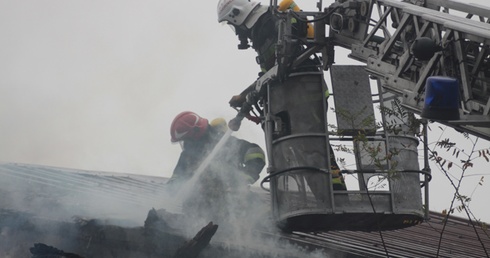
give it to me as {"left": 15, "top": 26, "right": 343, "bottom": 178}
{"left": 239, "top": 8, "right": 344, "bottom": 189}
{"left": 169, "top": 126, "right": 265, "bottom": 188}
{"left": 235, "top": 8, "right": 322, "bottom": 99}
{"left": 249, "top": 8, "right": 320, "bottom": 73}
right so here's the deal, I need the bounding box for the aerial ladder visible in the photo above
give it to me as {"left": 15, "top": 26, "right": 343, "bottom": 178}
{"left": 324, "top": 0, "right": 490, "bottom": 138}
{"left": 229, "top": 0, "right": 490, "bottom": 232}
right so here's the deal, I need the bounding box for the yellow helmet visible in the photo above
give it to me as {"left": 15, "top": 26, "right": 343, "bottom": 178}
{"left": 210, "top": 117, "right": 228, "bottom": 133}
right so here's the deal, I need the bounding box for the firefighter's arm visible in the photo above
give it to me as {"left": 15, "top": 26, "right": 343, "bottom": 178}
{"left": 241, "top": 145, "right": 266, "bottom": 184}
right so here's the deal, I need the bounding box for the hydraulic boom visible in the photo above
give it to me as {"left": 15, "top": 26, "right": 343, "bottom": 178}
{"left": 274, "top": 0, "right": 490, "bottom": 140}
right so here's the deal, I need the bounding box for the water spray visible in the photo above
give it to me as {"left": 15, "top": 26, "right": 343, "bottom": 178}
{"left": 171, "top": 129, "right": 234, "bottom": 213}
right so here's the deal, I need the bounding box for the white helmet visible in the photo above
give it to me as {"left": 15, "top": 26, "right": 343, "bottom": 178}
{"left": 217, "top": 0, "right": 269, "bottom": 29}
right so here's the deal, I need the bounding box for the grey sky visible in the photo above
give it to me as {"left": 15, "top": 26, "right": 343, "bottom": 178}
{"left": 0, "top": 0, "right": 260, "bottom": 174}
{"left": 1, "top": 0, "right": 489, "bottom": 222}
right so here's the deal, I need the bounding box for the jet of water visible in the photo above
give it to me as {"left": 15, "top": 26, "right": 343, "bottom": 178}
{"left": 170, "top": 129, "right": 233, "bottom": 213}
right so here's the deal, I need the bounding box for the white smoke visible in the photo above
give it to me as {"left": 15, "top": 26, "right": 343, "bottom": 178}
{"left": 0, "top": 156, "right": 340, "bottom": 257}
{"left": 155, "top": 130, "right": 337, "bottom": 257}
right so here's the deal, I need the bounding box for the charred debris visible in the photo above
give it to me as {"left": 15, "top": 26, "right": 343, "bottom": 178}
{"left": 0, "top": 163, "right": 331, "bottom": 258}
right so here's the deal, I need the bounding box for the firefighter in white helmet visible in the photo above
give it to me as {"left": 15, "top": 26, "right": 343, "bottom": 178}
{"left": 217, "top": 0, "right": 346, "bottom": 190}
{"left": 217, "top": 0, "right": 320, "bottom": 108}
{"left": 167, "top": 111, "right": 266, "bottom": 188}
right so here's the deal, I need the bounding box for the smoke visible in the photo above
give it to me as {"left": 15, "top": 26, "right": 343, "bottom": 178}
{"left": 0, "top": 0, "right": 254, "bottom": 179}
{"left": 157, "top": 131, "right": 336, "bottom": 257}
{"left": 0, "top": 163, "right": 178, "bottom": 257}
{"left": 174, "top": 130, "right": 234, "bottom": 207}
{"left": 0, "top": 155, "right": 340, "bottom": 257}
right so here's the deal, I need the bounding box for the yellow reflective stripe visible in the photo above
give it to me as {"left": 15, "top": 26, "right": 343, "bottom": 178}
{"left": 290, "top": 2, "right": 298, "bottom": 10}
{"left": 244, "top": 174, "right": 255, "bottom": 184}
{"left": 332, "top": 177, "right": 346, "bottom": 188}
{"left": 244, "top": 152, "right": 265, "bottom": 162}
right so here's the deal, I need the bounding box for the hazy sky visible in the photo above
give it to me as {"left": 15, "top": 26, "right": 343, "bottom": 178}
{"left": 1, "top": 0, "right": 489, "bottom": 222}
{"left": 0, "top": 0, "right": 259, "bottom": 174}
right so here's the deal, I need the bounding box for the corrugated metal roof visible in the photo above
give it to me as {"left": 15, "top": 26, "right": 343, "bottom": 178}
{"left": 286, "top": 211, "right": 490, "bottom": 257}
{"left": 0, "top": 163, "right": 169, "bottom": 221}
{"left": 1, "top": 163, "right": 489, "bottom": 257}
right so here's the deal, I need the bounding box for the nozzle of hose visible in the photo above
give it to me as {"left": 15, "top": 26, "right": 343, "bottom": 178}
{"left": 228, "top": 93, "right": 255, "bottom": 131}
{"left": 228, "top": 115, "right": 244, "bottom": 131}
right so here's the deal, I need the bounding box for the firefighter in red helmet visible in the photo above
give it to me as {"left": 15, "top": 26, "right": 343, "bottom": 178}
{"left": 170, "top": 111, "right": 210, "bottom": 143}
{"left": 167, "top": 111, "right": 266, "bottom": 188}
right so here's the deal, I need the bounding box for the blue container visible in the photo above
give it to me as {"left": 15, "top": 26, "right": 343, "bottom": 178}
{"left": 421, "top": 76, "right": 460, "bottom": 120}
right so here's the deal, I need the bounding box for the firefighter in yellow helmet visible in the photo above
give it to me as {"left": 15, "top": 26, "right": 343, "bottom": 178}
{"left": 167, "top": 111, "right": 266, "bottom": 188}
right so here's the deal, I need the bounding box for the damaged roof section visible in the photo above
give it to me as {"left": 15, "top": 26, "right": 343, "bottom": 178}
{"left": 0, "top": 163, "right": 330, "bottom": 258}
{"left": 0, "top": 163, "right": 489, "bottom": 257}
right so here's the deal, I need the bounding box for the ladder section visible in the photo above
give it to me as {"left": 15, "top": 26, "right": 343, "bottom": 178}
{"left": 425, "top": 0, "right": 490, "bottom": 22}
{"left": 326, "top": 0, "right": 490, "bottom": 139}
{"left": 270, "top": 0, "right": 490, "bottom": 140}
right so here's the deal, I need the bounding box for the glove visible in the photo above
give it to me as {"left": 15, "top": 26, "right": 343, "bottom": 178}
{"left": 229, "top": 94, "right": 245, "bottom": 108}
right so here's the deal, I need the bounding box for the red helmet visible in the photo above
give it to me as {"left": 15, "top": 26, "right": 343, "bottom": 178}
{"left": 170, "top": 111, "right": 209, "bottom": 142}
